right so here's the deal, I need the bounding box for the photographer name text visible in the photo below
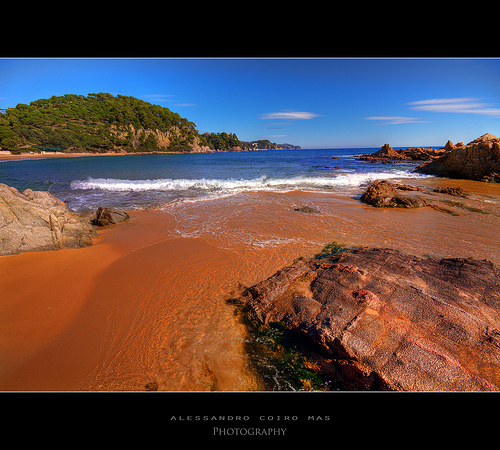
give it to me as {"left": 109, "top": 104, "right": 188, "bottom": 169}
{"left": 170, "top": 415, "right": 329, "bottom": 422}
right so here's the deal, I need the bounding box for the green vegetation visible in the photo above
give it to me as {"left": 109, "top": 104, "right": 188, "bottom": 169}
{"left": 443, "top": 200, "right": 491, "bottom": 214}
{"left": 201, "top": 132, "right": 242, "bottom": 150}
{"left": 428, "top": 203, "right": 461, "bottom": 216}
{"left": 0, "top": 93, "right": 300, "bottom": 154}
{"left": 200, "top": 133, "right": 301, "bottom": 151}
{"left": 314, "top": 241, "right": 356, "bottom": 260}
{"left": 242, "top": 139, "right": 300, "bottom": 150}
{"left": 0, "top": 93, "right": 200, "bottom": 153}
{"left": 227, "top": 241, "right": 366, "bottom": 390}
{"left": 227, "top": 298, "right": 336, "bottom": 391}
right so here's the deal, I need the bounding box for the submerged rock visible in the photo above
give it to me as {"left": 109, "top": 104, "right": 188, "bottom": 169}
{"left": 240, "top": 247, "right": 500, "bottom": 391}
{"left": 433, "top": 187, "right": 467, "bottom": 197}
{"left": 416, "top": 133, "right": 500, "bottom": 182}
{"left": 92, "top": 206, "right": 129, "bottom": 226}
{"left": 0, "top": 183, "right": 96, "bottom": 256}
{"left": 294, "top": 205, "right": 320, "bottom": 213}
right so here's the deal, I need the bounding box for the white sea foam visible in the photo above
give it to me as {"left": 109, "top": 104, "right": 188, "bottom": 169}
{"left": 70, "top": 171, "right": 430, "bottom": 193}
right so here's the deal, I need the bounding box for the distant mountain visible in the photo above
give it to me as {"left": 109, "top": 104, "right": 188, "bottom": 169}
{"left": 241, "top": 139, "right": 301, "bottom": 150}
{"left": 0, "top": 93, "right": 300, "bottom": 154}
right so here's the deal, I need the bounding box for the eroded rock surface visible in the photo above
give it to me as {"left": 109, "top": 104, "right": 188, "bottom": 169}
{"left": 360, "top": 180, "right": 427, "bottom": 208}
{"left": 240, "top": 247, "right": 500, "bottom": 391}
{"left": 416, "top": 133, "right": 500, "bottom": 182}
{"left": 0, "top": 183, "right": 96, "bottom": 255}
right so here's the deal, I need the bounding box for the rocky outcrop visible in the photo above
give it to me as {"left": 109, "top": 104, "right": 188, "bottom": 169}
{"left": 416, "top": 133, "right": 500, "bottom": 182}
{"left": 358, "top": 144, "right": 447, "bottom": 162}
{"left": 0, "top": 183, "right": 96, "bottom": 256}
{"left": 240, "top": 247, "right": 500, "bottom": 391}
{"left": 92, "top": 207, "right": 129, "bottom": 227}
{"left": 109, "top": 124, "right": 211, "bottom": 154}
{"left": 360, "top": 180, "right": 426, "bottom": 208}
{"left": 432, "top": 187, "right": 466, "bottom": 197}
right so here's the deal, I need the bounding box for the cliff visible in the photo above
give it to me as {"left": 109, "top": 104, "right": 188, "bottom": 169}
{"left": 239, "top": 246, "right": 500, "bottom": 390}
{"left": 416, "top": 133, "right": 500, "bottom": 182}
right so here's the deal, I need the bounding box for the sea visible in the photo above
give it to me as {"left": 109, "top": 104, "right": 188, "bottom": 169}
{"left": 0, "top": 148, "right": 434, "bottom": 213}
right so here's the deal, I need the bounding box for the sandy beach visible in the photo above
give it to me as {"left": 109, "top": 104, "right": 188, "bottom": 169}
{"left": 0, "top": 151, "right": 128, "bottom": 161}
{"left": 1, "top": 178, "right": 500, "bottom": 391}
{"left": 0, "top": 149, "right": 226, "bottom": 162}
{"left": 0, "top": 151, "right": 170, "bottom": 162}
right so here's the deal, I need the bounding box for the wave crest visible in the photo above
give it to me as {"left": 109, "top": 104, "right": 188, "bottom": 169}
{"left": 70, "top": 171, "right": 429, "bottom": 193}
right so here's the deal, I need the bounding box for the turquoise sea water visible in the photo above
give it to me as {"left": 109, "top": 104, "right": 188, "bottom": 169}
{"left": 0, "top": 148, "right": 433, "bottom": 213}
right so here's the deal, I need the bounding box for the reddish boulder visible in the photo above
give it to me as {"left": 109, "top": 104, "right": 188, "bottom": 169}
{"left": 360, "top": 180, "right": 426, "bottom": 208}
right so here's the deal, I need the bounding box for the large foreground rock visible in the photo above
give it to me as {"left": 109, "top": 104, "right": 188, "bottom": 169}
{"left": 416, "top": 133, "right": 500, "bottom": 181}
{"left": 240, "top": 247, "right": 500, "bottom": 391}
{"left": 360, "top": 180, "right": 426, "bottom": 208}
{"left": 0, "top": 183, "right": 96, "bottom": 256}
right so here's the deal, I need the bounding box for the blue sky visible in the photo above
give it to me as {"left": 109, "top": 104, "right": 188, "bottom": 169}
{"left": 1, "top": 58, "right": 499, "bottom": 148}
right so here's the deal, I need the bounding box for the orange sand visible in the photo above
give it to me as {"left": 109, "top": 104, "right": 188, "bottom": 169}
{"left": 1, "top": 179, "right": 500, "bottom": 391}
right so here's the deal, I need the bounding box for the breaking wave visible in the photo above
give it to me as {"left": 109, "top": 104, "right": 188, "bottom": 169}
{"left": 70, "top": 171, "right": 429, "bottom": 193}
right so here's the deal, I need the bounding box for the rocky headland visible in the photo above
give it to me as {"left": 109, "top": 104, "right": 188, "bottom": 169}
{"left": 238, "top": 246, "right": 500, "bottom": 391}
{"left": 416, "top": 133, "right": 500, "bottom": 182}
{"left": 358, "top": 142, "right": 450, "bottom": 162}
{"left": 0, "top": 183, "right": 96, "bottom": 256}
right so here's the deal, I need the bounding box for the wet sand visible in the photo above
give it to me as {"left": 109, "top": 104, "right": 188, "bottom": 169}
{"left": 1, "top": 178, "right": 500, "bottom": 391}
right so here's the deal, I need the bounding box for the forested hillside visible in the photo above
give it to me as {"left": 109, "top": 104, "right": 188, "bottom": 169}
{"left": 0, "top": 93, "right": 300, "bottom": 154}
{"left": 0, "top": 93, "right": 207, "bottom": 153}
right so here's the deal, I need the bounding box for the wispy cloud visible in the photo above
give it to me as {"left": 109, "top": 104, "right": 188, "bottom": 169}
{"left": 140, "top": 95, "right": 196, "bottom": 107}
{"left": 407, "top": 97, "right": 500, "bottom": 117}
{"left": 140, "top": 94, "right": 173, "bottom": 103}
{"left": 265, "top": 134, "right": 288, "bottom": 138}
{"left": 364, "top": 116, "right": 432, "bottom": 125}
{"left": 261, "top": 111, "right": 321, "bottom": 120}
{"left": 266, "top": 122, "right": 290, "bottom": 129}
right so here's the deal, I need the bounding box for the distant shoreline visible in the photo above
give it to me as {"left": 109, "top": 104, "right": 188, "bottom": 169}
{"left": 0, "top": 147, "right": 277, "bottom": 162}
{"left": 0, "top": 151, "right": 128, "bottom": 161}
